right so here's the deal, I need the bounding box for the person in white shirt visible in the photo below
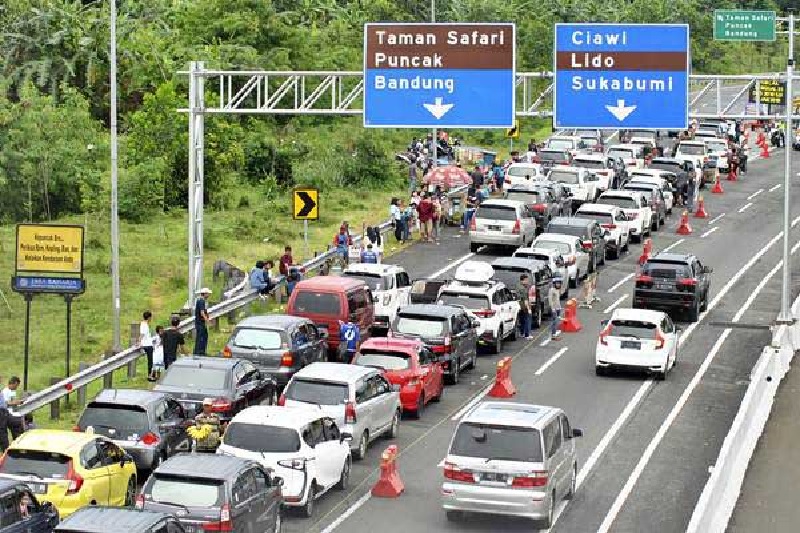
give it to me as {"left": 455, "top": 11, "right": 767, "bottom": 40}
{"left": 140, "top": 311, "right": 155, "bottom": 380}
{"left": 2, "top": 376, "right": 24, "bottom": 443}
{"left": 150, "top": 326, "right": 165, "bottom": 382}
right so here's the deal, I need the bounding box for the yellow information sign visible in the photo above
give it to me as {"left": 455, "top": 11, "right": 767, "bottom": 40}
{"left": 292, "top": 188, "right": 319, "bottom": 220}
{"left": 506, "top": 120, "right": 520, "bottom": 139}
{"left": 15, "top": 224, "right": 84, "bottom": 274}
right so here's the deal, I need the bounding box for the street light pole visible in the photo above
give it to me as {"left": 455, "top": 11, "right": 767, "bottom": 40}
{"left": 110, "top": 0, "right": 121, "bottom": 350}
{"left": 778, "top": 11, "right": 795, "bottom": 324}
{"left": 430, "top": 0, "right": 437, "bottom": 172}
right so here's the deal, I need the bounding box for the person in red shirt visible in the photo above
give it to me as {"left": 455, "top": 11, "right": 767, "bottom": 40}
{"left": 417, "top": 192, "right": 434, "bottom": 242}
{"left": 279, "top": 246, "right": 293, "bottom": 277}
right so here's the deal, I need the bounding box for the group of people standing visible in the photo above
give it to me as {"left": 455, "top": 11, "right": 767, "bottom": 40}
{"left": 138, "top": 310, "right": 190, "bottom": 381}
{"left": 390, "top": 187, "right": 448, "bottom": 245}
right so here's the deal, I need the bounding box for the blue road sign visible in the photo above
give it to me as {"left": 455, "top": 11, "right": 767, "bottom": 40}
{"left": 12, "top": 276, "right": 85, "bottom": 294}
{"left": 363, "top": 23, "right": 516, "bottom": 128}
{"left": 554, "top": 24, "right": 689, "bottom": 130}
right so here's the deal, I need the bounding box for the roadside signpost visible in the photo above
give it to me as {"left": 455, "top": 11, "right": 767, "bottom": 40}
{"left": 12, "top": 224, "right": 86, "bottom": 391}
{"left": 363, "top": 23, "right": 516, "bottom": 128}
{"left": 714, "top": 10, "right": 776, "bottom": 41}
{"left": 553, "top": 23, "right": 690, "bottom": 130}
{"left": 292, "top": 187, "right": 319, "bottom": 258}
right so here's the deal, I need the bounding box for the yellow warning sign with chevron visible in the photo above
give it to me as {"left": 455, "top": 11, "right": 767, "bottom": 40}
{"left": 506, "top": 120, "right": 520, "bottom": 139}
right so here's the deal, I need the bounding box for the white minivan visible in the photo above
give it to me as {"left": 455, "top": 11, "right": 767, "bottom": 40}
{"left": 574, "top": 204, "right": 631, "bottom": 260}
{"left": 343, "top": 263, "right": 411, "bottom": 331}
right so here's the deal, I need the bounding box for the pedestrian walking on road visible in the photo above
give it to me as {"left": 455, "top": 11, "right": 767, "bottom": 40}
{"left": 517, "top": 274, "right": 533, "bottom": 339}
{"left": 194, "top": 288, "right": 212, "bottom": 355}
{"left": 2, "top": 377, "right": 23, "bottom": 442}
{"left": 140, "top": 311, "right": 155, "bottom": 380}
{"left": 162, "top": 315, "right": 187, "bottom": 369}
{"left": 549, "top": 278, "right": 563, "bottom": 341}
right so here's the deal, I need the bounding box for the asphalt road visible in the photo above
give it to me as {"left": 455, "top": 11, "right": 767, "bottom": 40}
{"left": 277, "top": 141, "right": 800, "bottom": 532}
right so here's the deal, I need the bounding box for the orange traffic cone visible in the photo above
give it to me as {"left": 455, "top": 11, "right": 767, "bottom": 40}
{"left": 559, "top": 299, "right": 582, "bottom": 333}
{"left": 676, "top": 210, "right": 693, "bottom": 235}
{"left": 638, "top": 237, "right": 652, "bottom": 266}
{"left": 711, "top": 175, "right": 724, "bottom": 194}
{"left": 372, "top": 445, "right": 404, "bottom": 497}
{"left": 487, "top": 357, "right": 516, "bottom": 398}
{"left": 727, "top": 166, "right": 737, "bottom": 181}
{"left": 760, "top": 142, "right": 770, "bottom": 158}
{"left": 694, "top": 196, "right": 708, "bottom": 218}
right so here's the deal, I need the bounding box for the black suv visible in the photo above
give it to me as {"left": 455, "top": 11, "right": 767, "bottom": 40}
{"left": 490, "top": 256, "right": 555, "bottom": 327}
{"left": 391, "top": 304, "right": 479, "bottom": 385}
{"left": 0, "top": 479, "right": 59, "bottom": 533}
{"left": 56, "top": 507, "right": 184, "bottom": 533}
{"left": 545, "top": 216, "right": 607, "bottom": 272}
{"left": 633, "top": 253, "right": 712, "bottom": 321}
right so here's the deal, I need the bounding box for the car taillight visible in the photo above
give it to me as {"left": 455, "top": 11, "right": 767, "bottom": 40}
{"left": 431, "top": 344, "right": 452, "bottom": 354}
{"left": 582, "top": 240, "right": 593, "bottom": 250}
{"left": 474, "top": 309, "right": 496, "bottom": 318}
{"left": 599, "top": 323, "right": 613, "bottom": 346}
{"left": 559, "top": 160, "right": 569, "bottom": 165}
{"left": 66, "top": 461, "right": 84, "bottom": 495}
{"left": 210, "top": 398, "right": 232, "bottom": 413}
{"left": 677, "top": 278, "right": 697, "bottom": 291}
{"left": 443, "top": 462, "right": 475, "bottom": 483}
{"left": 655, "top": 331, "right": 665, "bottom": 350}
{"left": 345, "top": 401, "right": 357, "bottom": 424}
{"left": 531, "top": 204, "right": 547, "bottom": 213}
{"left": 72, "top": 425, "right": 82, "bottom": 432}
{"left": 222, "top": 346, "right": 232, "bottom": 358}
{"left": 277, "top": 393, "right": 286, "bottom": 406}
{"left": 203, "top": 504, "right": 233, "bottom": 531}
{"left": 135, "top": 494, "right": 144, "bottom": 509}
{"left": 141, "top": 432, "right": 160, "bottom": 446}
{"left": 469, "top": 216, "right": 477, "bottom": 231}
{"left": 635, "top": 275, "right": 653, "bottom": 287}
{"left": 280, "top": 352, "right": 294, "bottom": 367}
{"left": 601, "top": 224, "right": 617, "bottom": 229}
{"left": 511, "top": 471, "right": 548, "bottom": 488}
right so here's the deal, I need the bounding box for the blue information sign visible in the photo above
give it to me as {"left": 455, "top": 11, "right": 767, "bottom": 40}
{"left": 363, "top": 23, "right": 516, "bottom": 128}
{"left": 554, "top": 24, "right": 689, "bottom": 130}
{"left": 12, "top": 276, "right": 85, "bottom": 294}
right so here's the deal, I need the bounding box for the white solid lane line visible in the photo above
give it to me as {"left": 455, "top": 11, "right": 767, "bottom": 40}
{"left": 427, "top": 249, "right": 479, "bottom": 279}
{"left": 450, "top": 383, "right": 493, "bottom": 421}
{"left": 320, "top": 492, "right": 372, "bottom": 533}
{"left": 747, "top": 188, "right": 764, "bottom": 200}
{"left": 607, "top": 273, "right": 635, "bottom": 294}
{"left": 738, "top": 202, "right": 753, "bottom": 213}
{"left": 708, "top": 213, "right": 725, "bottom": 225}
{"left": 701, "top": 227, "right": 719, "bottom": 238}
{"left": 540, "top": 338, "right": 551, "bottom": 347}
{"left": 535, "top": 347, "right": 569, "bottom": 376}
{"left": 769, "top": 183, "right": 782, "bottom": 192}
{"left": 661, "top": 238, "right": 685, "bottom": 253}
{"left": 603, "top": 294, "right": 628, "bottom": 314}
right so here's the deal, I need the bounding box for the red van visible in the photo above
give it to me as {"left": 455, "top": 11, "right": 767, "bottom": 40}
{"left": 287, "top": 277, "right": 375, "bottom": 359}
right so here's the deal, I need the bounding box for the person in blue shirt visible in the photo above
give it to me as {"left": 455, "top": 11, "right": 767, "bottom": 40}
{"left": 338, "top": 320, "right": 360, "bottom": 363}
{"left": 249, "top": 260, "right": 267, "bottom": 293}
{"left": 194, "top": 288, "right": 211, "bottom": 355}
{"left": 335, "top": 228, "right": 350, "bottom": 265}
{"left": 360, "top": 243, "right": 378, "bottom": 264}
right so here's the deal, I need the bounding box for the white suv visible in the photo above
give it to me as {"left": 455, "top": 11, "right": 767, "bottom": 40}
{"left": 546, "top": 166, "right": 599, "bottom": 209}
{"left": 572, "top": 154, "right": 612, "bottom": 192}
{"left": 596, "top": 191, "right": 652, "bottom": 243}
{"left": 218, "top": 405, "right": 352, "bottom": 517}
{"left": 574, "top": 203, "right": 631, "bottom": 260}
{"left": 343, "top": 263, "right": 411, "bottom": 331}
{"left": 437, "top": 261, "right": 520, "bottom": 354}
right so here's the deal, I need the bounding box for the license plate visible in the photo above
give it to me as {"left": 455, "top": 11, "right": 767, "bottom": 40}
{"left": 29, "top": 483, "right": 46, "bottom": 494}
{"left": 655, "top": 283, "right": 672, "bottom": 291}
{"left": 487, "top": 225, "right": 501, "bottom": 231}
{"left": 482, "top": 472, "right": 507, "bottom": 482}
{"left": 182, "top": 526, "right": 196, "bottom": 533}
{"left": 621, "top": 340, "right": 641, "bottom": 350}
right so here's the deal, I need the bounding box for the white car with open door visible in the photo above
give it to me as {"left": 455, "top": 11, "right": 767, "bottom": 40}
{"left": 627, "top": 170, "right": 675, "bottom": 214}
{"left": 572, "top": 153, "right": 613, "bottom": 192}
{"left": 529, "top": 234, "right": 589, "bottom": 289}
{"left": 596, "top": 191, "right": 652, "bottom": 243}
{"left": 512, "top": 247, "right": 570, "bottom": 299}
{"left": 217, "top": 405, "right": 352, "bottom": 517}
{"left": 595, "top": 308, "right": 679, "bottom": 380}
{"left": 574, "top": 203, "right": 631, "bottom": 260}
{"left": 343, "top": 263, "right": 411, "bottom": 332}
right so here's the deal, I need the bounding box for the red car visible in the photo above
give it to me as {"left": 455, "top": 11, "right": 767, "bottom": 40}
{"left": 352, "top": 338, "right": 444, "bottom": 418}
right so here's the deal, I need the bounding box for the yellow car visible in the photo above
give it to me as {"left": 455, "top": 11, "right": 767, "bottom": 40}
{"left": 0, "top": 429, "right": 137, "bottom": 518}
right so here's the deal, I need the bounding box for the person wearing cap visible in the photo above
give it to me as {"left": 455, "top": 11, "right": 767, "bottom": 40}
{"left": 193, "top": 398, "right": 221, "bottom": 452}
{"left": 194, "top": 288, "right": 212, "bottom": 355}
{"left": 549, "top": 278, "right": 563, "bottom": 341}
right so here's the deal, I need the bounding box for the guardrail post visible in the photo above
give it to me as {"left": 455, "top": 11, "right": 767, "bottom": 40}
{"left": 49, "top": 377, "right": 60, "bottom": 420}
{"left": 128, "top": 322, "right": 138, "bottom": 348}
{"left": 103, "top": 350, "right": 114, "bottom": 389}
{"left": 209, "top": 301, "right": 221, "bottom": 332}
{"left": 76, "top": 362, "right": 88, "bottom": 407}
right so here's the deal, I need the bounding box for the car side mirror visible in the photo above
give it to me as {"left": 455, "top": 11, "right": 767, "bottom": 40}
{"left": 572, "top": 428, "right": 584, "bottom": 438}
{"left": 341, "top": 432, "right": 353, "bottom": 443}
{"left": 121, "top": 454, "right": 134, "bottom": 467}
{"left": 272, "top": 476, "right": 284, "bottom": 488}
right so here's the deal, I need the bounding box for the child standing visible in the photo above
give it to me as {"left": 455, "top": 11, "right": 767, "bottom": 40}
{"left": 149, "top": 326, "right": 165, "bottom": 382}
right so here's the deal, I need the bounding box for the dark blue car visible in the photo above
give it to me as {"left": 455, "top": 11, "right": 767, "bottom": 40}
{"left": 0, "top": 479, "right": 59, "bottom": 532}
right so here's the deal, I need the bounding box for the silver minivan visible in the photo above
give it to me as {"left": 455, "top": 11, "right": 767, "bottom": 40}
{"left": 441, "top": 402, "right": 583, "bottom": 528}
{"left": 469, "top": 199, "right": 537, "bottom": 253}
{"left": 280, "top": 362, "right": 401, "bottom": 460}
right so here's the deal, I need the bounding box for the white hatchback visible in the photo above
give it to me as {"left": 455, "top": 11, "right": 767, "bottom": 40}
{"left": 343, "top": 263, "right": 411, "bottom": 330}
{"left": 595, "top": 308, "right": 680, "bottom": 380}
{"left": 596, "top": 191, "right": 652, "bottom": 242}
{"left": 530, "top": 234, "right": 589, "bottom": 288}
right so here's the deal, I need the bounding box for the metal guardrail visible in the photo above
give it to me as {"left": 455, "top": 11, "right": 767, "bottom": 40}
{"left": 14, "top": 218, "right": 397, "bottom": 417}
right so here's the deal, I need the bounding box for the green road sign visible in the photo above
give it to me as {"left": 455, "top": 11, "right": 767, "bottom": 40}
{"left": 714, "top": 10, "right": 776, "bottom": 42}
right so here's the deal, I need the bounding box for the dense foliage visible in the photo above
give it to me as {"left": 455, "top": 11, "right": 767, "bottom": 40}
{"left": 0, "top": 0, "right": 789, "bottom": 223}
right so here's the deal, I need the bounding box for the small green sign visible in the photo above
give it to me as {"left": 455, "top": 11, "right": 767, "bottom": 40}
{"left": 714, "top": 10, "right": 776, "bottom": 42}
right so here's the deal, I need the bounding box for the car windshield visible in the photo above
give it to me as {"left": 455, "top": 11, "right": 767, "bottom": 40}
{"left": 78, "top": 404, "right": 149, "bottom": 438}
{"left": 580, "top": 137, "right": 600, "bottom": 146}
{"left": 707, "top": 142, "right": 727, "bottom": 152}
{"left": 629, "top": 131, "right": 656, "bottom": 140}
{"left": 533, "top": 240, "right": 571, "bottom": 254}
{"left": 506, "top": 166, "right": 538, "bottom": 178}
{"left": 148, "top": 475, "right": 224, "bottom": 508}
{"left": 642, "top": 261, "right": 693, "bottom": 278}
{"left": 505, "top": 190, "right": 541, "bottom": 204}
{"left": 159, "top": 366, "right": 228, "bottom": 390}
{"left": 449, "top": 423, "right": 543, "bottom": 463}
{"left": 292, "top": 291, "right": 341, "bottom": 315}
{"left": 548, "top": 170, "right": 579, "bottom": 184}
{"left": 492, "top": 266, "right": 530, "bottom": 288}
{"left": 575, "top": 212, "right": 613, "bottom": 225}
{"left": 598, "top": 196, "right": 637, "bottom": 209}
{"left": 649, "top": 162, "right": 680, "bottom": 172}
{"left": 539, "top": 151, "right": 566, "bottom": 161}
{"left": 231, "top": 328, "right": 284, "bottom": 350}
{"left": 609, "top": 320, "right": 658, "bottom": 340}
{"left": 475, "top": 206, "right": 517, "bottom": 221}
{"left": 355, "top": 351, "right": 412, "bottom": 371}
{"left": 394, "top": 315, "right": 447, "bottom": 337}
{"left": 0, "top": 450, "right": 71, "bottom": 479}
{"left": 284, "top": 378, "right": 349, "bottom": 405}
{"left": 574, "top": 159, "right": 605, "bottom": 169}
{"left": 607, "top": 149, "right": 634, "bottom": 159}
{"left": 624, "top": 184, "right": 656, "bottom": 195}
{"left": 439, "top": 292, "right": 491, "bottom": 310}
{"left": 344, "top": 272, "right": 391, "bottom": 292}
{"left": 547, "top": 139, "right": 574, "bottom": 150}
{"left": 223, "top": 422, "right": 301, "bottom": 453}
{"left": 678, "top": 144, "right": 705, "bottom": 155}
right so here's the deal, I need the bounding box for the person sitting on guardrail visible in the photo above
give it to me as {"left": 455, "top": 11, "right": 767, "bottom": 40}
{"left": 249, "top": 260, "right": 269, "bottom": 297}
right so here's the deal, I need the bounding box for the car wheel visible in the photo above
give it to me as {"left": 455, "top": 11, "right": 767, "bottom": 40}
{"left": 432, "top": 378, "right": 444, "bottom": 401}
{"left": 651, "top": 220, "right": 659, "bottom": 232}
{"left": 301, "top": 484, "right": 315, "bottom": 518}
{"left": 493, "top": 330, "right": 503, "bottom": 354}
{"left": 655, "top": 368, "right": 667, "bottom": 381}
{"left": 469, "top": 243, "right": 479, "bottom": 253}
{"left": 532, "top": 305, "right": 542, "bottom": 329}
{"left": 565, "top": 463, "right": 577, "bottom": 500}
{"left": 508, "top": 315, "right": 518, "bottom": 341}
{"left": 688, "top": 299, "right": 700, "bottom": 322}
{"left": 447, "top": 362, "right": 460, "bottom": 385}
{"left": 388, "top": 410, "right": 400, "bottom": 439}
{"left": 124, "top": 477, "right": 136, "bottom": 507}
{"left": 414, "top": 394, "right": 425, "bottom": 419}
{"left": 354, "top": 431, "right": 369, "bottom": 460}
{"left": 335, "top": 455, "right": 351, "bottom": 490}
{"left": 700, "top": 291, "right": 709, "bottom": 312}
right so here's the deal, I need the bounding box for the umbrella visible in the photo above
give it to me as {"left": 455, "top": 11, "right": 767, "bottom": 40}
{"left": 423, "top": 165, "right": 471, "bottom": 189}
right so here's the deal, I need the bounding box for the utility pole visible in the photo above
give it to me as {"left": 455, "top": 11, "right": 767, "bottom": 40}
{"left": 777, "top": 10, "right": 795, "bottom": 324}
{"left": 110, "top": 0, "right": 121, "bottom": 351}
{"left": 430, "top": 0, "right": 437, "bottom": 173}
